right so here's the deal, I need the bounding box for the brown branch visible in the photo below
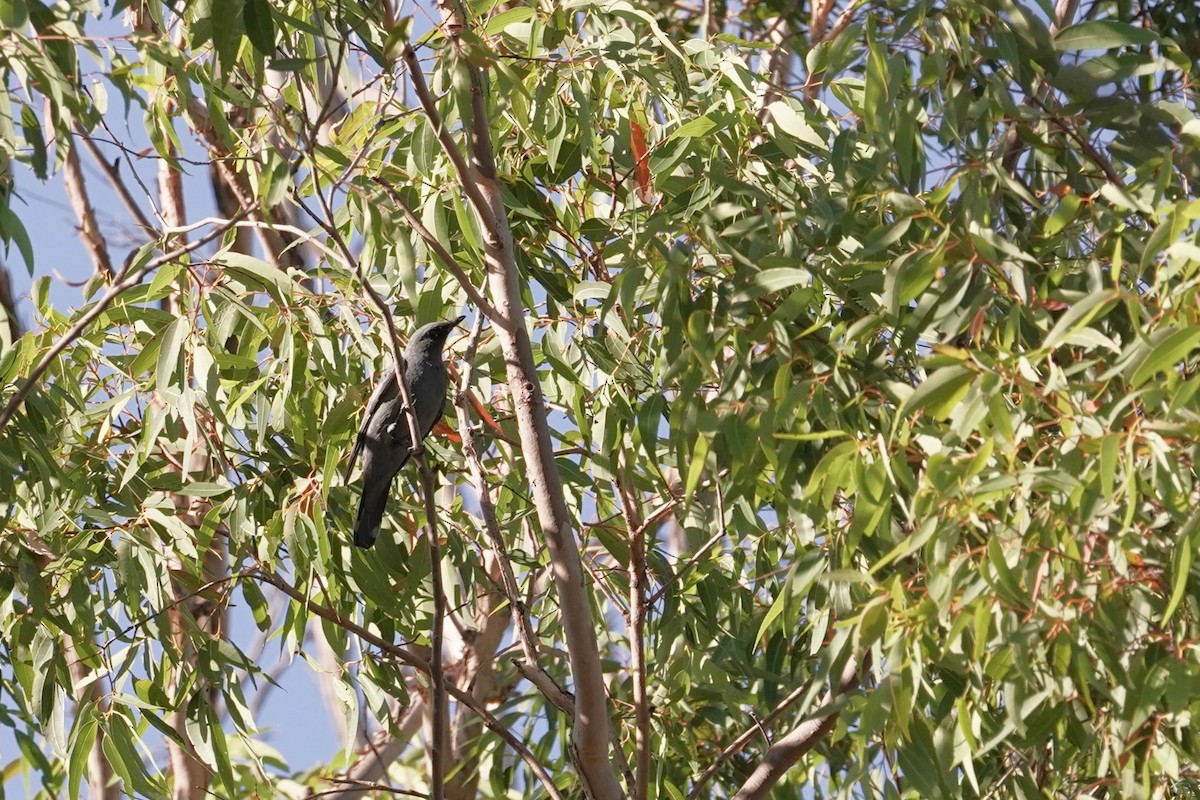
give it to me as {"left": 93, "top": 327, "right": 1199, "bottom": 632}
{"left": 452, "top": 314, "right": 544, "bottom": 676}
{"left": 647, "top": 521, "right": 720, "bottom": 608}
{"left": 400, "top": 12, "right": 623, "bottom": 796}
{"left": 448, "top": 313, "right": 564, "bottom": 797}
{"left": 368, "top": 176, "right": 500, "bottom": 319}
{"left": 397, "top": 44, "right": 501, "bottom": 246}
{"left": 614, "top": 450, "right": 650, "bottom": 800}
{"left": 445, "top": 545, "right": 509, "bottom": 800}
{"left": 421, "top": 451, "right": 448, "bottom": 800}
{"left": 731, "top": 653, "right": 866, "bottom": 799}
{"left": 1024, "top": 92, "right": 1136, "bottom": 203}
{"left": 61, "top": 132, "right": 113, "bottom": 276}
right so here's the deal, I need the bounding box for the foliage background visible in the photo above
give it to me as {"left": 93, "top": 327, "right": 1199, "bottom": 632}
{"left": 2, "top": 0, "right": 1200, "bottom": 798}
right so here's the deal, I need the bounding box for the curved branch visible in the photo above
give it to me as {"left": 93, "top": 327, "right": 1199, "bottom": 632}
{"left": 731, "top": 653, "right": 866, "bottom": 800}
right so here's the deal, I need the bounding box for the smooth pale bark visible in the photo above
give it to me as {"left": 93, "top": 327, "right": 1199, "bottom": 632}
{"left": 397, "top": 9, "right": 624, "bottom": 795}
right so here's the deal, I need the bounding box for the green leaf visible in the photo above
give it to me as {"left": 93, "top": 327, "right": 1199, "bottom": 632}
{"left": 766, "top": 100, "right": 825, "bottom": 149}
{"left": 68, "top": 704, "right": 99, "bottom": 799}
{"left": 1163, "top": 510, "right": 1200, "bottom": 623}
{"left": 753, "top": 268, "right": 810, "bottom": 293}
{"left": 243, "top": 0, "right": 275, "bottom": 55}
{"left": 684, "top": 432, "right": 710, "bottom": 502}
{"left": 669, "top": 114, "right": 721, "bottom": 141}
{"left": 155, "top": 316, "right": 187, "bottom": 393}
{"left": 0, "top": 0, "right": 28, "bottom": 28}
{"left": 0, "top": 205, "right": 34, "bottom": 273}
{"left": 1041, "top": 291, "right": 1117, "bottom": 351}
{"left": 1054, "top": 20, "right": 1158, "bottom": 51}
{"left": 902, "top": 365, "right": 974, "bottom": 420}
{"left": 174, "top": 482, "right": 229, "bottom": 497}
{"left": 218, "top": 251, "right": 294, "bottom": 297}
{"left": 774, "top": 429, "right": 849, "bottom": 441}
{"left": 483, "top": 6, "right": 535, "bottom": 34}
{"left": 211, "top": 0, "right": 246, "bottom": 72}
{"left": 20, "top": 103, "right": 46, "bottom": 179}
{"left": 1129, "top": 326, "right": 1200, "bottom": 387}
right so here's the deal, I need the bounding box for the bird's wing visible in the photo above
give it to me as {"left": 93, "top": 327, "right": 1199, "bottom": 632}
{"left": 344, "top": 365, "right": 399, "bottom": 483}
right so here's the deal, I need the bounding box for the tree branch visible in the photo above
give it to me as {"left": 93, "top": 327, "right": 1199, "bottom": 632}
{"left": 296, "top": 162, "right": 450, "bottom": 798}
{"left": 61, "top": 131, "right": 112, "bottom": 276}
{"left": 397, "top": 9, "right": 623, "bottom": 795}
{"left": 731, "top": 653, "right": 865, "bottom": 800}
{"left": 615, "top": 450, "right": 650, "bottom": 800}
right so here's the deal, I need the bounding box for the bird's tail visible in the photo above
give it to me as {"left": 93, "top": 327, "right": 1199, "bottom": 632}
{"left": 353, "top": 481, "right": 389, "bottom": 549}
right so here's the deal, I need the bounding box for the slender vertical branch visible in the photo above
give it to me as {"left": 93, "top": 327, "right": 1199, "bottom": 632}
{"left": 61, "top": 132, "right": 112, "bottom": 276}
{"left": 295, "top": 159, "right": 448, "bottom": 798}
{"left": 615, "top": 449, "right": 650, "bottom": 800}
{"left": 394, "top": 10, "right": 623, "bottom": 795}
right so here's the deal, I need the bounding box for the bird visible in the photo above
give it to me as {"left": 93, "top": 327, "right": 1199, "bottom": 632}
{"left": 346, "top": 316, "right": 464, "bottom": 548}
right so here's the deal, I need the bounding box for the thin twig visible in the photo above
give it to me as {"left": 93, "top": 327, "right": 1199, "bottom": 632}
{"left": 76, "top": 128, "right": 157, "bottom": 236}
{"left": 647, "top": 514, "right": 719, "bottom": 608}
{"left": 0, "top": 214, "right": 245, "bottom": 431}
{"left": 368, "top": 176, "right": 499, "bottom": 318}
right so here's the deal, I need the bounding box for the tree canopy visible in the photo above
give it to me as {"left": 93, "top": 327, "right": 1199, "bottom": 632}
{"left": 2, "top": 0, "right": 1200, "bottom": 798}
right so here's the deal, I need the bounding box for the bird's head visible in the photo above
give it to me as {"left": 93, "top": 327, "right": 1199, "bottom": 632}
{"left": 405, "top": 315, "right": 465, "bottom": 361}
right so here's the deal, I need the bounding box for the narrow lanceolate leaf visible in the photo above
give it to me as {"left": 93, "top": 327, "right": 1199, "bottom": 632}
{"left": 901, "top": 365, "right": 974, "bottom": 421}
{"left": 1054, "top": 20, "right": 1158, "bottom": 51}
{"left": 243, "top": 0, "right": 275, "bottom": 55}
{"left": 1128, "top": 326, "right": 1200, "bottom": 387}
{"left": 1163, "top": 509, "right": 1200, "bottom": 624}
{"left": 156, "top": 316, "right": 187, "bottom": 394}
{"left": 1041, "top": 290, "right": 1117, "bottom": 351}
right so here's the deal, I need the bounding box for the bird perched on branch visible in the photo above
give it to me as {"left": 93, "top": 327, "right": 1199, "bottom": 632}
{"left": 346, "top": 316, "right": 464, "bottom": 548}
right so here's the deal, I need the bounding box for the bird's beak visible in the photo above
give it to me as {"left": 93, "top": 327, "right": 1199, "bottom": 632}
{"left": 452, "top": 315, "right": 466, "bottom": 326}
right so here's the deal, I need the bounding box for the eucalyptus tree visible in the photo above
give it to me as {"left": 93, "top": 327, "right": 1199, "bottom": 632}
{"left": 1, "top": 1, "right": 1199, "bottom": 798}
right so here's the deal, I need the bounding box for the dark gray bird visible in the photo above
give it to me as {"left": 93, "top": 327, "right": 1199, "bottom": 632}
{"left": 347, "top": 316, "right": 464, "bottom": 548}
